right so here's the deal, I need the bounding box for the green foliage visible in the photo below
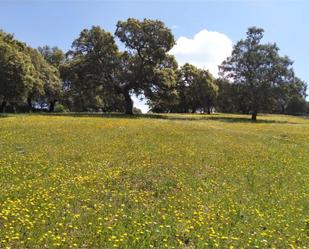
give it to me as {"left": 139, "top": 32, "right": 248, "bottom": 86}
{"left": 286, "top": 95, "right": 307, "bottom": 114}
{"left": 149, "top": 63, "right": 218, "bottom": 113}
{"left": 115, "top": 18, "right": 175, "bottom": 65}
{"left": 219, "top": 27, "right": 306, "bottom": 120}
{"left": 0, "top": 31, "right": 36, "bottom": 111}
{"left": 62, "top": 19, "right": 176, "bottom": 114}
{"left": 54, "top": 103, "right": 67, "bottom": 113}
{"left": 0, "top": 24, "right": 307, "bottom": 117}
{"left": 61, "top": 26, "right": 122, "bottom": 112}
{"left": 38, "top": 45, "right": 65, "bottom": 67}
{"left": 115, "top": 18, "right": 176, "bottom": 114}
{"left": 0, "top": 31, "right": 62, "bottom": 112}
{"left": 26, "top": 47, "right": 62, "bottom": 110}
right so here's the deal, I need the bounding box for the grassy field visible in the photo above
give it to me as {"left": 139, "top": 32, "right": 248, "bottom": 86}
{"left": 0, "top": 114, "right": 308, "bottom": 248}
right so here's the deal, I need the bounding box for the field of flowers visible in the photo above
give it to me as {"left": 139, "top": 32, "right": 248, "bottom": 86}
{"left": 0, "top": 114, "right": 308, "bottom": 248}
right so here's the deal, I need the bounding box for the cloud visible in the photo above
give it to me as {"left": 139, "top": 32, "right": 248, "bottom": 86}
{"left": 171, "top": 25, "right": 179, "bottom": 30}
{"left": 169, "top": 29, "right": 233, "bottom": 77}
{"left": 132, "top": 95, "right": 149, "bottom": 113}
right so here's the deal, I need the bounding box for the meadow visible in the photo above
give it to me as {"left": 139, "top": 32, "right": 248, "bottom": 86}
{"left": 0, "top": 113, "right": 308, "bottom": 248}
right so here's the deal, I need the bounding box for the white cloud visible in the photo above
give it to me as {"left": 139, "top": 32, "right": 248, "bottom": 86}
{"left": 132, "top": 95, "right": 149, "bottom": 113}
{"left": 169, "top": 29, "right": 233, "bottom": 77}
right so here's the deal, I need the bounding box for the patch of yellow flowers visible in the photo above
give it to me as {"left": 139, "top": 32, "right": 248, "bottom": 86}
{"left": 0, "top": 114, "right": 308, "bottom": 248}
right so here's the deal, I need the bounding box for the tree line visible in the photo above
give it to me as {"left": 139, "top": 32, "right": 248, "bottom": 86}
{"left": 0, "top": 18, "right": 307, "bottom": 120}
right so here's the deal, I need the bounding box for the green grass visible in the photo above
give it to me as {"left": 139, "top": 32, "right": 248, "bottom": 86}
{"left": 0, "top": 113, "right": 308, "bottom": 248}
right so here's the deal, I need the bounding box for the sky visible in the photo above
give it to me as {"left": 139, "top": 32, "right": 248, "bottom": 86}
{"left": 1, "top": 0, "right": 308, "bottom": 112}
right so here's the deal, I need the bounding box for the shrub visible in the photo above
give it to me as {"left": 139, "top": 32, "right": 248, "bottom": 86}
{"left": 133, "top": 107, "right": 142, "bottom": 114}
{"left": 54, "top": 104, "right": 67, "bottom": 113}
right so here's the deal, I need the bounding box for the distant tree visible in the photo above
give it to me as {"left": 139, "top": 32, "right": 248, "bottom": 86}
{"left": 216, "top": 79, "right": 235, "bottom": 113}
{"left": 38, "top": 46, "right": 65, "bottom": 111}
{"left": 194, "top": 68, "right": 218, "bottom": 114}
{"left": 175, "top": 63, "right": 198, "bottom": 113}
{"left": 272, "top": 76, "right": 307, "bottom": 113}
{"left": 26, "top": 47, "right": 61, "bottom": 112}
{"left": 219, "top": 27, "right": 301, "bottom": 121}
{"left": 149, "top": 63, "right": 218, "bottom": 113}
{"left": 216, "top": 79, "right": 253, "bottom": 114}
{"left": 174, "top": 63, "right": 217, "bottom": 113}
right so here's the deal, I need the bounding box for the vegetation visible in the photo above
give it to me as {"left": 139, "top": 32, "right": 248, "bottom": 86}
{"left": 0, "top": 31, "right": 61, "bottom": 113}
{"left": 0, "top": 20, "right": 307, "bottom": 120}
{"left": 0, "top": 114, "right": 308, "bottom": 248}
{"left": 149, "top": 63, "right": 218, "bottom": 114}
{"left": 219, "top": 27, "right": 307, "bottom": 120}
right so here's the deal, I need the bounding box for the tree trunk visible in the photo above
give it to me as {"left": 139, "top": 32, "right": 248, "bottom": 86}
{"left": 49, "top": 100, "right": 56, "bottom": 112}
{"left": 251, "top": 111, "right": 257, "bottom": 121}
{"left": 281, "top": 104, "right": 285, "bottom": 114}
{"left": 27, "top": 97, "right": 32, "bottom": 112}
{"left": 0, "top": 101, "right": 7, "bottom": 113}
{"left": 207, "top": 103, "right": 211, "bottom": 114}
{"left": 123, "top": 91, "right": 133, "bottom": 115}
{"left": 11, "top": 102, "right": 17, "bottom": 113}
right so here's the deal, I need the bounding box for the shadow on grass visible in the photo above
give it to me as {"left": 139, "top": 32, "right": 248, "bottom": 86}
{"left": 204, "top": 116, "right": 289, "bottom": 124}
{"left": 40, "top": 112, "right": 291, "bottom": 124}
{"left": 0, "top": 113, "right": 8, "bottom": 118}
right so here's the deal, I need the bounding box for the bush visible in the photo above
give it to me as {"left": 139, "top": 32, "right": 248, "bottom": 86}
{"left": 54, "top": 104, "right": 67, "bottom": 113}
{"left": 133, "top": 107, "right": 142, "bottom": 114}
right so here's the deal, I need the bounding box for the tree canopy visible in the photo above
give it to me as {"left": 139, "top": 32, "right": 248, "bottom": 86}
{"left": 219, "top": 27, "right": 307, "bottom": 120}
{"left": 0, "top": 30, "right": 62, "bottom": 112}
{"left": 0, "top": 23, "right": 307, "bottom": 117}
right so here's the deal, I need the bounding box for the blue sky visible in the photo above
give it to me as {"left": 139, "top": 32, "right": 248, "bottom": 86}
{"left": 1, "top": 0, "right": 308, "bottom": 112}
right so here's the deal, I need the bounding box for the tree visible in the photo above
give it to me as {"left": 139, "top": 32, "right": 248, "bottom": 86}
{"left": 147, "top": 66, "right": 179, "bottom": 113}
{"left": 173, "top": 63, "right": 217, "bottom": 113}
{"left": 148, "top": 63, "right": 218, "bottom": 114}
{"left": 38, "top": 45, "right": 65, "bottom": 68}
{"left": 216, "top": 79, "right": 235, "bottom": 113}
{"left": 272, "top": 76, "right": 307, "bottom": 114}
{"left": 219, "top": 27, "right": 300, "bottom": 121}
{"left": 0, "top": 31, "right": 36, "bottom": 112}
{"left": 193, "top": 68, "right": 218, "bottom": 114}
{"left": 61, "top": 26, "right": 122, "bottom": 112}
{"left": 216, "top": 79, "right": 253, "bottom": 114}
{"left": 0, "top": 31, "right": 62, "bottom": 113}
{"left": 286, "top": 95, "right": 307, "bottom": 114}
{"left": 63, "top": 19, "right": 176, "bottom": 114}
{"left": 115, "top": 18, "right": 176, "bottom": 114}
{"left": 38, "top": 46, "right": 65, "bottom": 111}
{"left": 175, "top": 63, "right": 198, "bottom": 113}
{"left": 26, "top": 47, "right": 61, "bottom": 112}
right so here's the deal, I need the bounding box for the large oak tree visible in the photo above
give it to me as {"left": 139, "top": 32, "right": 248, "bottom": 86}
{"left": 219, "top": 27, "right": 304, "bottom": 120}
{"left": 62, "top": 19, "right": 176, "bottom": 114}
{"left": 115, "top": 18, "right": 176, "bottom": 114}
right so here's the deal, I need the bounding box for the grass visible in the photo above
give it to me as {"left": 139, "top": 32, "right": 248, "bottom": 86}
{"left": 0, "top": 113, "right": 308, "bottom": 248}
